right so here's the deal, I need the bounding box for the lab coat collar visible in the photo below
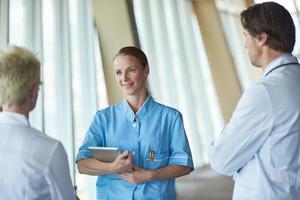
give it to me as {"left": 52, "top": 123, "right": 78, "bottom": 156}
{"left": 263, "top": 53, "right": 299, "bottom": 77}
{"left": 0, "top": 111, "right": 30, "bottom": 127}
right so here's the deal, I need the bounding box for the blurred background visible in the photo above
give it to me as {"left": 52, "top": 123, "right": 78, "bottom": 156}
{"left": 1, "top": 0, "right": 299, "bottom": 199}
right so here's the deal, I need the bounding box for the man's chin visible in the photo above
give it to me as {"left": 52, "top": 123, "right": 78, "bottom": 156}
{"left": 250, "top": 60, "right": 262, "bottom": 68}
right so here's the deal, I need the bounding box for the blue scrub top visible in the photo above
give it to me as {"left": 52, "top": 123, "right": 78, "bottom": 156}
{"left": 76, "top": 96, "right": 194, "bottom": 200}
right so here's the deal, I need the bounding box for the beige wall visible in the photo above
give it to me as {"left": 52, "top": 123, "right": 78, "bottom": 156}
{"left": 91, "top": 0, "right": 136, "bottom": 105}
{"left": 192, "top": 0, "right": 242, "bottom": 122}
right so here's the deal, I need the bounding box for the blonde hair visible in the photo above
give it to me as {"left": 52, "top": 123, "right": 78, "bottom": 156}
{"left": 0, "top": 45, "right": 40, "bottom": 106}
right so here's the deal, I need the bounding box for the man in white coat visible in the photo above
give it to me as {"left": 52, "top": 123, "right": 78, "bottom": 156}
{"left": 209, "top": 2, "right": 300, "bottom": 199}
{"left": 0, "top": 46, "right": 75, "bottom": 200}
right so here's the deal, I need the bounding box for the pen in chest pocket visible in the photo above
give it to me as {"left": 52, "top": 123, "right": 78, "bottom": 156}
{"left": 149, "top": 149, "right": 154, "bottom": 161}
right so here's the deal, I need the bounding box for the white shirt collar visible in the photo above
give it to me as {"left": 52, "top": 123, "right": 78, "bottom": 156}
{"left": 0, "top": 111, "right": 30, "bottom": 127}
{"left": 263, "top": 54, "right": 298, "bottom": 77}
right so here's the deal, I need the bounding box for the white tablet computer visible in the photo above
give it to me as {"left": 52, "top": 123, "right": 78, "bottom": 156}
{"left": 88, "top": 147, "right": 119, "bottom": 163}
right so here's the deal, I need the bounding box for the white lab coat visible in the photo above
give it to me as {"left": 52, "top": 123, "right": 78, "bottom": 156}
{"left": 0, "top": 112, "right": 75, "bottom": 200}
{"left": 210, "top": 54, "right": 300, "bottom": 199}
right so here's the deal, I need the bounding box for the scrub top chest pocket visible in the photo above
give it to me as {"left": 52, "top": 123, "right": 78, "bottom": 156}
{"left": 145, "top": 148, "right": 169, "bottom": 169}
{"left": 142, "top": 125, "right": 170, "bottom": 170}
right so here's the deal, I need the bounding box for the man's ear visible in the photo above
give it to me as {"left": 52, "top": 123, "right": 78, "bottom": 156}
{"left": 256, "top": 32, "right": 268, "bottom": 47}
{"left": 31, "top": 84, "right": 39, "bottom": 104}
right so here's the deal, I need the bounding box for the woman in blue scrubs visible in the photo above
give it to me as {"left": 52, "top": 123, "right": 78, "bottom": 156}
{"left": 76, "top": 46, "right": 194, "bottom": 200}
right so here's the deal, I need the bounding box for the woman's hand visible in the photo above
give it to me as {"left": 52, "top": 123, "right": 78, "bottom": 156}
{"left": 118, "top": 165, "right": 153, "bottom": 184}
{"left": 111, "top": 151, "right": 133, "bottom": 173}
{"left": 119, "top": 165, "right": 192, "bottom": 184}
{"left": 77, "top": 151, "right": 134, "bottom": 175}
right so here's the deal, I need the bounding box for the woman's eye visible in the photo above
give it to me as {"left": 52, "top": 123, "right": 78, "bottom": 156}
{"left": 129, "top": 68, "right": 136, "bottom": 73}
{"left": 116, "top": 71, "right": 121, "bottom": 75}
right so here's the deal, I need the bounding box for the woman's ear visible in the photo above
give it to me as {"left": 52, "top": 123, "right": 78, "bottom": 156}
{"left": 144, "top": 65, "right": 149, "bottom": 77}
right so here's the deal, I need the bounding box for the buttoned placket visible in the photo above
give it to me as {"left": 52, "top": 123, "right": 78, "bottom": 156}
{"left": 131, "top": 117, "right": 140, "bottom": 165}
{"left": 132, "top": 120, "right": 137, "bottom": 128}
{"left": 123, "top": 97, "right": 150, "bottom": 172}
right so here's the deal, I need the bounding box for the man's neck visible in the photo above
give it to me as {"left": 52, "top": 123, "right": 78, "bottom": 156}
{"left": 2, "top": 105, "right": 30, "bottom": 118}
{"left": 261, "top": 49, "right": 287, "bottom": 70}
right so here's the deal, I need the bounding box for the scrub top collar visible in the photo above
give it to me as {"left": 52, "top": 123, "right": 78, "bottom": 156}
{"left": 0, "top": 111, "right": 30, "bottom": 127}
{"left": 121, "top": 95, "right": 153, "bottom": 122}
{"left": 263, "top": 53, "right": 298, "bottom": 77}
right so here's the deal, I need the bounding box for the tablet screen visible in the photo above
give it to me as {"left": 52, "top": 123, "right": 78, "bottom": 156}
{"left": 88, "top": 147, "right": 120, "bottom": 163}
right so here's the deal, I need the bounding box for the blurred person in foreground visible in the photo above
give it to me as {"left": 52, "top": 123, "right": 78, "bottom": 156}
{"left": 0, "top": 45, "right": 76, "bottom": 200}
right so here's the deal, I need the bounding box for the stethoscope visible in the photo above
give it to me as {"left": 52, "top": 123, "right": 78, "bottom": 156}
{"left": 265, "top": 62, "right": 300, "bottom": 76}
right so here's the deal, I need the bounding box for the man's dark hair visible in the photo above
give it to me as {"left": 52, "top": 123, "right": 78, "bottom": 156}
{"left": 241, "top": 2, "right": 295, "bottom": 53}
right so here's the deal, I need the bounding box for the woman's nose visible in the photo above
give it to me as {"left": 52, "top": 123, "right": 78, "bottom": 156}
{"left": 121, "top": 72, "right": 128, "bottom": 81}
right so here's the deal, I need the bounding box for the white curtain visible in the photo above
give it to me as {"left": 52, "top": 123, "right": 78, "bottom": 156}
{"left": 133, "top": 0, "right": 224, "bottom": 167}
{"left": 218, "top": 12, "right": 254, "bottom": 89}
{"left": 216, "top": 0, "right": 300, "bottom": 89}
{"left": 6, "top": 0, "right": 108, "bottom": 199}
{"left": 0, "top": 0, "right": 9, "bottom": 49}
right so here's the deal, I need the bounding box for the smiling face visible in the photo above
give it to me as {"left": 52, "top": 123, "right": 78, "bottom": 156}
{"left": 113, "top": 54, "right": 149, "bottom": 97}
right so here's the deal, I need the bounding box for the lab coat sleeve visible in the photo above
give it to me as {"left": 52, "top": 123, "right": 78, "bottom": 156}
{"left": 76, "top": 111, "right": 105, "bottom": 162}
{"left": 48, "top": 142, "right": 75, "bottom": 200}
{"left": 209, "top": 83, "right": 274, "bottom": 175}
{"left": 168, "top": 112, "right": 194, "bottom": 169}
